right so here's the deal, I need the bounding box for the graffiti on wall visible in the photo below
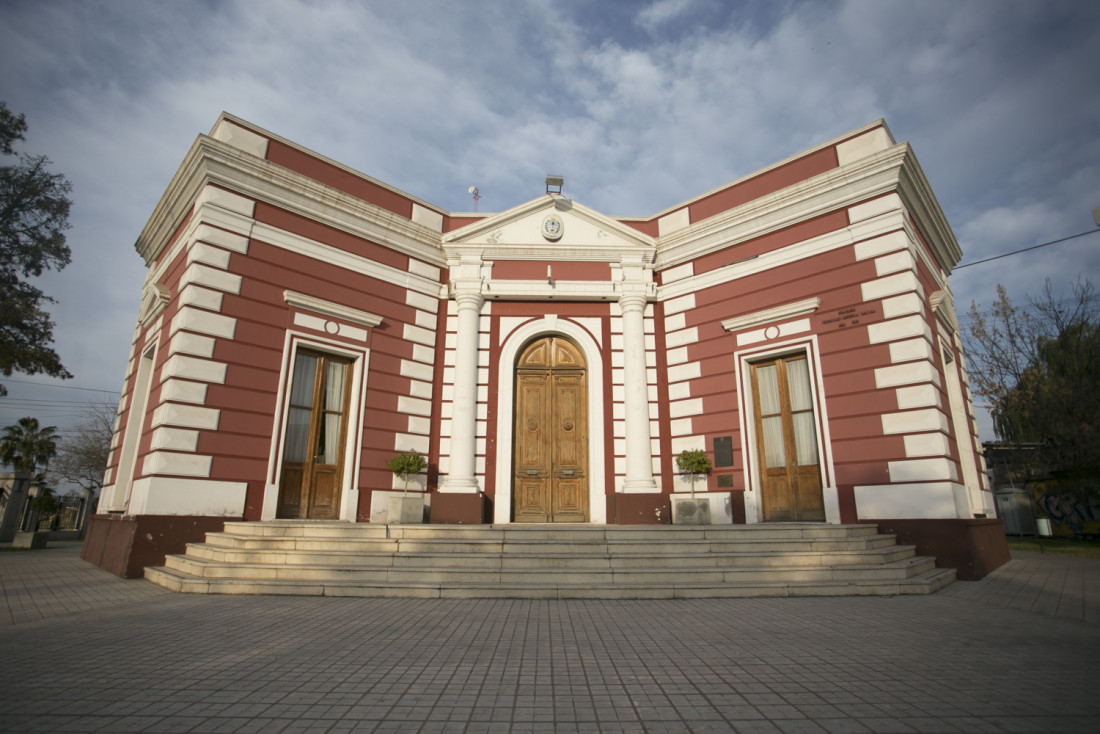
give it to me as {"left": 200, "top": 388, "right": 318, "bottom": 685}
{"left": 1031, "top": 479, "right": 1100, "bottom": 537}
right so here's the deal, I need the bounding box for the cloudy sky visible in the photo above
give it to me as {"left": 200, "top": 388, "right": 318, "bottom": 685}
{"left": 1, "top": 0, "right": 1098, "bottom": 451}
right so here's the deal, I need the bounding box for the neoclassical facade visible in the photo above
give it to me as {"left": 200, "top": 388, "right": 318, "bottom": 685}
{"left": 83, "top": 114, "right": 995, "bottom": 575}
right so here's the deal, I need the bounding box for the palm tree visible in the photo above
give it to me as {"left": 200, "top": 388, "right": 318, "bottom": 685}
{"left": 1, "top": 417, "right": 58, "bottom": 476}
{"left": 0, "top": 417, "right": 58, "bottom": 539}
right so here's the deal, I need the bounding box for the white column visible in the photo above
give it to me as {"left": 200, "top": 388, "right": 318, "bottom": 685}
{"left": 619, "top": 291, "right": 659, "bottom": 492}
{"left": 441, "top": 287, "right": 483, "bottom": 492}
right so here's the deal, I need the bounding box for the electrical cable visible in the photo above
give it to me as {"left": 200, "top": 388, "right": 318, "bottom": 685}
{"left": 955, "top": 228, "right": 1098, "bottom": 270}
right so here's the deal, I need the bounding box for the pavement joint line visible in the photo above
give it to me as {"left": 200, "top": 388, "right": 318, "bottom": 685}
{"left": 0, "top": 544, "right": 1097, "bottom": 733}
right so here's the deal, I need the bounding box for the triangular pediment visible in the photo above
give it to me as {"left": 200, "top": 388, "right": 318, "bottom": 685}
{"left": 443, "top": 195, "right": 654, "bottom": 261}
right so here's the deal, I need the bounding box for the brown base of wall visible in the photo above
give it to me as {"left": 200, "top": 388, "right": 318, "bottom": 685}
{"left": 607, "top": 493, "right": 670, "bottom": 524}
{"left": 861, "top": 518, "right": 1010, "bottom": 580}
{"left": 429, "top": 493, "right": 489, "bottom": 524}
{"left": 81, "top": 514, "right": 236, "bottom": 579}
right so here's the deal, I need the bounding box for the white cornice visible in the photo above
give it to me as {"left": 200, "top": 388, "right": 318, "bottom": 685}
{"left": 654, "top": 145, "right": 910, "bottom": 271}
{"left": 722, "top": 298, "right": 821, "bottom": 333}
{"left": 473, "top": 279, "right": 655, "bottom": 302}
{"left": 442, "top": 194, "right": 656, "bottom": 264}
{"left": 252, "top": 221, "right": 442, "bottom": 298}
{"left": 135, "top": 137, "right": 447, "bottom": 267}
{"left": 644, "top": 119, "right": 891, "bottom": 222}
{"left": 135, "top": 118, "right": 961, "bottom": 297}
{"left": 658, "top": 210, "right": 904, "bottom": 301}
{"left": 653, "top": 142, "right": 962, "bottom": 276}
{"left": 215, "top": 113, "right": 448, "bottom": 217}
{"left": 283, "top": 291, "right": 384, "bottom": 327}
{"left": 894, "top": 147, "right": 963, "bottom": 272}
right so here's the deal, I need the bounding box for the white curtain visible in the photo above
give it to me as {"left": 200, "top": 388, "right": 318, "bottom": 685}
{"left": 324, "top": 361, "right": 346, "bottom": 411}
{"left": 319, "top": 361, "right": 347, "bottom": 465}
{"left": 283, "top": 354, "right": 318, "bottom": 463}
{"left": 785, "top": 359, "right": 818, "bottom": 466}
{"left": 756, "top": 365, "right": 786, "bottom": 468}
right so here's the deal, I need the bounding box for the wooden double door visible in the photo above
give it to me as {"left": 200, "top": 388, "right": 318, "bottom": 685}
{"left": 276, "top": 350, "right": 352, "bottom": 519}
{"left": 750, "top": 354, "right": 826, "bottom": 522}
{"left": 513, "top": 337, "right": 589, "bottom": 522}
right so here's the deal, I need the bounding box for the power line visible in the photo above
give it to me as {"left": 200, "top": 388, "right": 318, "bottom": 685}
{"left": 0, "top": 378, "right": 119, "bottom": 394}
{"left": 955, "top": 229, "right": 1099, "bottom": 270}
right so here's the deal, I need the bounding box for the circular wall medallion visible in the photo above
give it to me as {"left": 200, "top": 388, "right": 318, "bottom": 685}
{"left": 325, "top": 321, "right": 340, "bottom": 335}
{"left": 541, "top": 214, "right": 564, "bottom": 241}
{"left": 764, "top": 325, "right": 780, "bottom": 340}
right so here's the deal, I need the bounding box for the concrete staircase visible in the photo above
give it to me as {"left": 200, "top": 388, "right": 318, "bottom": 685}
{"left": 144, "top": 522, "right": 955, "bottom": 598}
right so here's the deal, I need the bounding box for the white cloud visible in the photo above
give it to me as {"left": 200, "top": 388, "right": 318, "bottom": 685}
{"left": 0, "top": 0, "right": 1097, "bottom": 445}
{"left": 637, "top": 0, "right": 700, "bottom": 34}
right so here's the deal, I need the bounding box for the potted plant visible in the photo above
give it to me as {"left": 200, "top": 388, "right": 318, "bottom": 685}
{"left": 671, "top": 449, "right": 712, "bottom": 525}
{"left": 387, "top": 450, "right": 427, "bottom": 523}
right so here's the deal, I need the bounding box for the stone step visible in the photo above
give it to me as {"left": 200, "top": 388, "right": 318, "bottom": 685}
{"left": 199, "top": 532, "right": 899, "bottom": 555}
{"left": 162, "top": 553, "right": 934, "bottom": 585}
{"left": 217, "top": 521, "right": 884, "bottom": 541}
{"left": 181, "top": 542, "right": 916, "bottom": 569}
{"left": 145, "top": 520, "right": 953, "bottom": 599}
{"left": 144, "top": 565, "right": 956, "bottom": 599}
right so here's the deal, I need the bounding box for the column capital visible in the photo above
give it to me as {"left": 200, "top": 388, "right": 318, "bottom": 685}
{"left": 617, "top": 291, "right": 649, "bottom": 314}
{"left": 452, "top": 283, "right": 484, "bottom": 311}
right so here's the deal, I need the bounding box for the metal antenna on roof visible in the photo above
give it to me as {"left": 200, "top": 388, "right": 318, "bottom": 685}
{"left": 468, "top": 186, "right": 481, "bottom": 212}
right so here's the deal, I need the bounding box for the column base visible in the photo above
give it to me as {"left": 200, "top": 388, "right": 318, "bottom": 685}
{"left": 429, "top": 493, "right": 489, "bottom": 524}
{"left": 607, "top": 493, "right": 670, "bottom": 525}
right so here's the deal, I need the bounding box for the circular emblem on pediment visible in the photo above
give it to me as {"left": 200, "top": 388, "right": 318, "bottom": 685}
{"left": 541, "top": 214, "right": 564, "bottom": 241}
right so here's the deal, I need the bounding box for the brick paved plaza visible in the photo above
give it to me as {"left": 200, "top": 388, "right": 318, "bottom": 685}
{"left": 1, "top": 543, "right": 1098, "bottom": 733}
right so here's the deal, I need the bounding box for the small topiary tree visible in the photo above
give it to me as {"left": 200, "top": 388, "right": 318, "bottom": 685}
{"left": 387, "top": 450, "right": 427, "bottom": 496}
{"left": 675, "top": 449, "right": 712, "bottom": 498}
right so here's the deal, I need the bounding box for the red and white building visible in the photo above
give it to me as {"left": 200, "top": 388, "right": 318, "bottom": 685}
{"left": 83, "top": 114, "right": 996, "bottom": 576}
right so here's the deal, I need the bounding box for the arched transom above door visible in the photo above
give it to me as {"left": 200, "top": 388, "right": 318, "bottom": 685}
{"left": 517, "top": 336, "right": 586, "bottom": 370}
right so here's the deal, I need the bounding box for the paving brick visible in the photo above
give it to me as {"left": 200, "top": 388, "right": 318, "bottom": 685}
{"left": 0, "top": 544, "right": 1098, "bottom": 733}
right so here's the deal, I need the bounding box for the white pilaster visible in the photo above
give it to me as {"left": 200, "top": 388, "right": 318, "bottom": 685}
{"left": 440, "top": 284, "right": 483, "bottom": 493}
{"left": 618, "top": 290, "right": 659, "bottom": 493}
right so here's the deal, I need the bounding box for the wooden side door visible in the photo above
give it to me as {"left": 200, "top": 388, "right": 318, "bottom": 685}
{"left": 513, "top": 337, "right": 588, "bottom": 522}
{"left": 751, "top": 355, "right": 825, "bottom": 522}
{"left": 276, "top": 350, "right": 353, "bottom": 519}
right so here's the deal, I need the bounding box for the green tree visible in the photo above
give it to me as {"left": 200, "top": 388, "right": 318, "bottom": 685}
{"left": 0, "top": 416, "right": 59, "bottom": 476}
{"left": 0, "top": 417, "right": 59, "bottom": 535}
{"left": 387, "top": 450, "right": 427, "bottom": 496}
{"left": 675, "top": 449, "right": 712, "bottom": 498}
{"left": 0, "top": 101, "right": 73, "bottom": 396}
{"left": 965, "top": 279, "right": 1099, "bottom": 474}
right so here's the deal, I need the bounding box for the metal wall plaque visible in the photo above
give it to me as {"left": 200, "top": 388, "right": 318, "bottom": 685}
{"left": 713, "top": 436, "right": 734, "bottom": 467}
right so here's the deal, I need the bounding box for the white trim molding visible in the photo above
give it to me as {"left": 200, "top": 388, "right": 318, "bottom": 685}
{"left": 284, "top": 290, "right": 384, "bottom": 328}
{"left": 493, "top": 316, "right": 608, "bottom": 525}
{"left": 722, "top": 297, "right": 821, "bottom": 334}
{"left": 733, "top": 336, "right": 840, "bottom": 525}
{"left": 260, "top": 333, "right": 371, "bottom": 522}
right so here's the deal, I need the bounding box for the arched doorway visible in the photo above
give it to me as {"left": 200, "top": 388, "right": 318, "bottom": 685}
{"left": 513, "top": 336, "right": 589, "bottom": 522}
